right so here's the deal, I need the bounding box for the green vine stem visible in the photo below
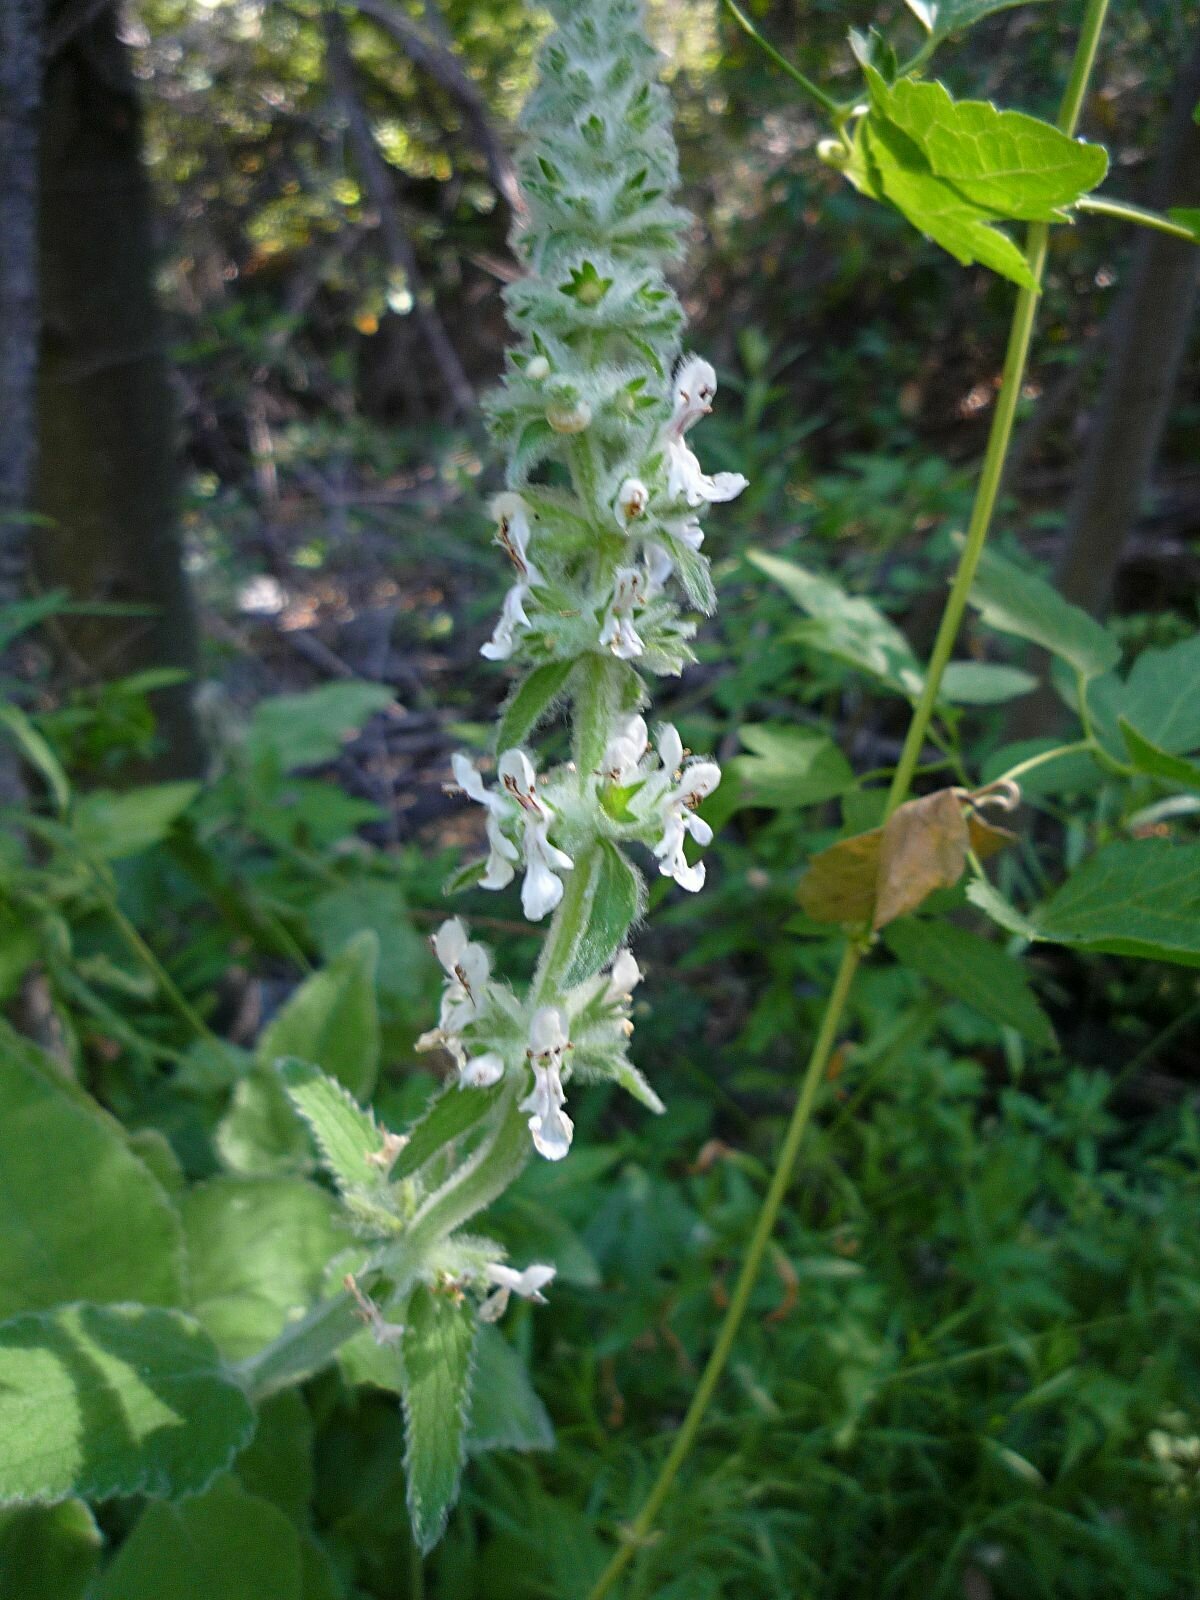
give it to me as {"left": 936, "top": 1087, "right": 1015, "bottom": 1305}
{"left": 585, "top": 3, "right": 1111, "bottom": 1594}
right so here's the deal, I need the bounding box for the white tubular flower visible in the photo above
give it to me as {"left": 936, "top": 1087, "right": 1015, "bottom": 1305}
{"left": 521, "top": 1005, "right": 573, "bottom": 1160}
{"left": 664, "top": 354, "right": 749, "bottom": 509}
{"left": 651, "top": 726, "right": 721, "bottom": 893}
{"left": 644, "top": 542, "right": 675, "bottom": 598}
{"left": 479, "top": 1260, "right": 557, "bottom": 1322}
{"left": 602, "top": 713, "right": 649, "bottom": 784}
{"left": 497, "top": 749, "right": 574, "bottom": 922}
{"left": 459, "top": 1051, "right": 505, "bottom": 1088}
{"left": 431, "top": 917, "right": 490, "bottom": 1033}
{"left": 599, "top": 566, "right": 647, "bottom": 660}
{"left": 605, "top": 949, "right": 643, "bottom": 1004}
{"left": 481, "top": 581, "right": 533, "bottom": 662}
{"left": 615, "top": 476, "right": 649, "bottom": 530}
{"left": 451, "top": 753, "right": 520, "bottom": 889}
{"left": 491, "top": 492, "right": 540, "bottom": 583}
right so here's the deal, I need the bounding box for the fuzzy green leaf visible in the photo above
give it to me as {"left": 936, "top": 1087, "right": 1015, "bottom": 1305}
{"left": 216, "top": 1067, "right": 313, "bottom": 1178}
{"left": 0, "top": 1053, "right": 184, "bottom": 1318}
{"left": 939, "top": 661, "right": 1038, "bottom": 704}
{"left": 392, "top": 1082, "right": 502, "bottom": 1183}
{"left": 966, "top": 544, "right": 1120, "bottom": 680}
{"left": 496, "top": 660, "right": 575, "bottom": 753}
{"left": 1033, "top": 841, "right": 1200, "bottom": 966}
{"left": 278, "top": 1058, "right": 389, "bottom": 1194}
{"left": 400, "top": 1285, "right": 478, "bottom": 1553}
{"left": 871, "top": 74, "right": 1107, "bottom": 220}
{"left": 244, "top": 682, "right": 393, "bottom": 775}
{"left": 1119, "top": 720, "right": 1200, "bottom": 790}
{"left": 732, "top": 724, "right": 856, "bottom": 810}
{"left": 1088, "top": 634, "right": 1200, "bottom": 762}
{"left": 259, "top": 931, "right": 380, "bottom": 1099}
{"left": 884, "top": 919, "right": 1056, "bottom": 1046}
{"left": 92, "top": 1476, "right": 302, "bottom": 1600}
{"left": 559, "top": 839, "right": 642, "bottom": 988}
{"left": 0, "top": 1305, "right": 254, "bottom": 1505}
{"left": 183, "top": 1176, "right": 349, "bottom": 1361}
{"left": 71, "top": 782, "right": 198, "bottom": 861}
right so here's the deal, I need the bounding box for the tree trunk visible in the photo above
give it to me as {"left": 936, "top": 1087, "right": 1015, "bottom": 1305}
{"left": 0, "top": 0, "right": 43, "bottom": 589}
{"left": 1054, "top": 38, "right": 1200, "bottom": 619}
{"left": 35, "top": 1, "right": 204, "bottom": 779}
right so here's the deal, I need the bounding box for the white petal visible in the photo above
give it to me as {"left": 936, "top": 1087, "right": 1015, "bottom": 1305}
{"left": 705, "top": 471, "right": 749, "bottom": 503}
{"left": 529, "top": 1006, "right": 569, "bottom": 1056}
{"left": 460, "top": 1051, "right": 505, "bottom": 1088}
{"left": 686, "top": 813, "right": 714, "bottom": 848}
{"left": 672, "top": 857, "right": 706, "bottom": 893}
{"left": 527, "top": 1101, "right": 574, "bottom": 1161}
{"left": 678, "top": 760, "right": 721, "bottom": 803}
{"left": 671, "top": 355, "right": 717, "bottom": 434}
{"left": 606, "top": 949, "right": 642, "bottom": 1001}
{"left": 486, "top": 1262, "right": 556, "bottom": 1301}
{"left": 431, "top": 917, "right": 469, "bottom": 977}
{"left": 657, "top": 724, "right": 684, "bottom": 776}
{"left": 452, "top": 752, "right": 491, "bottom": 805}
{"left": 522, "top": 856, "right": 565, "bottom": 920}
{"left": 498, "top": 747, "right": 538, "bottom": 800}
{"left": 481, "top": 582, "right": 531, "bottom": 661}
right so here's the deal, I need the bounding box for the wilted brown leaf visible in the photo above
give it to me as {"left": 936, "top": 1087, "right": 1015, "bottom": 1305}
{"left": 797, "top": 787, "right": 1018, "bottom": 930}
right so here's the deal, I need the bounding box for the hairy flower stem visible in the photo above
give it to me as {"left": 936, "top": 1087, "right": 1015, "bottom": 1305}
{"left": 585, "top": 5, "right": 1111, "bottom": 1593}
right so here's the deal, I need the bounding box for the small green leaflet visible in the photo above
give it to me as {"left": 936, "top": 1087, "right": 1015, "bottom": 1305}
{"left": 884, "top": 918, "right": 1056, "bottom": 1046}
{"left": 939, "top": 661, "right": 1037, "bottom": 704}
{"left": 904, "top": 0, "right": 1047, "bottom": 43}
{"left": 1087, "top": 633, "right": 1200, "bottom": 763}
{"left": 871, "top": 75, "right": 1108, "bottom": 222}
{"left": 1033, "top": 841, "right": 1200, "bottom": 967}
{"left": 278, "top": 1058, "right": 389, "bottom": 1193}
{"left": 1119, "top": 720, "right": 1200, "bottom": 791}
{"left": 749, "top": 549, "right": 924, "bottom": 696}
{"left": 467, "top": 1326, "right": 554, "bottom": 1454}
{"left": 965, "top": 544, "right": 1120, "bottom": 680}
{"left": 71, "top": 782, "right": 199, "bottom": 862}
{"left": 0, "top": 1305, "right": 254, "bottom": 1505}
{"left": 733, "top": 724, "right": 855, "bottom": 810}
{"left": 400, "top": 1285, "right": 478, "bottom": 1553}
{"left": 1167, "top": 207, "right": 1200, "bottom": 242}
{"left": 258, "top": 930, "right": 381, "bottom": 1099}
{"left": 552, "top": 839, "right": 643, "bottom": 988}
{"left": 0, "top": 1500, "right": 101, "bottom": 1600}
{"left": 244, "top": 681, "right": 393, "bottom": 775}
{"left": 391, "top": 1080, "right": 502, "bottom": 1183}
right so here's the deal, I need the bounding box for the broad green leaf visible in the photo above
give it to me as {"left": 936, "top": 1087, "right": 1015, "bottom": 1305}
{"left": 884, "top": 919, "right": 1056, "bottom": 1046}
{"left": 467, "top": 1327, "right": 554, "bottom": 1454}
{"left": 259, "top": 931, "right": 380, "bottom": 1098}
{"left": 71, "top": 782, "right": 199, "bottom": 861}
{"left": 858, "top": 115, "right": 1036, "bottom": 287}
{"left": 234, "top": 1389, "right": 314, "bottom": 1521}
{"left": 1119, "top": 719, "right": 1200, "bottom": 790}
{"left": 966, "top": 545, "right": 1119, "bottom": 680}
{"left": 870, "top": 74, "right": 1107, "bottom": 221}
{"left": 734, "top": 724, "right": 856, "bottom": 809}
{"left": 244, "top": 681, "right": 394, "bottom": 775}
{"left": 966, "top": 876, "right": 1041, "bottom": 940}
{"left": 1088, "top": 634, "right": 1200, "bottom": 762}
{"left": 92, "top": 1476, "right": 302, "bottom": 1600}
{"left": 309, "top": 880, "right": 435, "bottom": 1035}
{"left": 749, "top": 549, "right": 924, "bottom": 696}
{"left": 278, "top": 1058, "right": 389, "bottom": 1193}
{"left": 560, "top": 839, "right": 643, "bottom": 987}
{"left": 183, "top": 1176, "right": 349, "bottom": 1361}
{"left": 400, "top": 1284, "right": 478, "bottom": 1553}
{"left": 1033, "top": 841, "right": 1200, "bottom": 966}
{"left": 0, "top": 1052, "right": 184, "bottom": 1317}
{"left": 904, "top": 0, "right": 1046, "bottom": 42}
{"left": 0, "top": 1305, "right": 254, "bottom": 1505}
{"left": 496, "top": 660, "right": 574, "bottom": 753}
{"left": 939, "top": 661, "right": 1037, "bottom": 704}
{"left": 216, "top": 1066, "right": 313, "bottom": 1177}
{"left": 0, "top": 1501, "right": 101, "bottom": 1600}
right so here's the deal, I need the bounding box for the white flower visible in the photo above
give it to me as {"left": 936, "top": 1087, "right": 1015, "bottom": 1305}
{"left": 598, "top": 566, "right": 647, "bottom": 660}
{"left": 497, "top": 749, "right": 574, "bottom": 922}
{"left": 431, "top": 917, "right": 490, "bottom": 1033}
{"left": 490, "top": 492, "right": 540, "bottom": 583}
{"left": 521, "top": 1005, "right": 573, "bottom": 1160}
{"left": 650, "top": 724, "right": 721, "bottom": 893}
{"left": 452, "top": 753, "right": 520, "bottom": 889}
{"left": 459, "top": 1051, "right": 505, "bottom": 1088}
{"left": 664, "top": 354, "right": 749, "bottom": 509}
{"left": 605, "top": 949, "right": 642, "bottom": 1004}
{"left": 644, "top": 542, "right": 674, "bottom": 597}
{"left": 615, "top": 477, "right": 649, "bottom": 529}
{"left": 602, "top": 713, "right": 649, "bottom": 784}
{"left": 481, "top": 580, "right": 533, "bottom": 661}
{"left": 479, "top": 1260, "right": 556, "bottom": 1321}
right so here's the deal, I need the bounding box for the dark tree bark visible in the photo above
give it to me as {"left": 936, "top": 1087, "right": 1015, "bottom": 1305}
{"left": 0, "top": 0, "right": 43, "bottom": 586}
{"left": 35, "top": 0, "right": 204, "bottom": 778}
{"left": 324, "top": 9, "right": 476, "bottom": 421}
{"left": 1055, "top": 38, "right": 1200, "bottom": 619}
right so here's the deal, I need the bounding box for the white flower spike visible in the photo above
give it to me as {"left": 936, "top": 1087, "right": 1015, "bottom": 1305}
{"left": 651, "top": 725, "right": 721, "bottom": 892}
{"left": 498, "top": 748, "right": 574, "bottom": 920}
{"left": 521, "top": 1005, "right": 573, "bottom": 1160}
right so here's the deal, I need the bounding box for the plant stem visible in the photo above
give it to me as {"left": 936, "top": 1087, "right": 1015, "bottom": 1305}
{"left": 721, "top": 0, "right": 842, "bottom": 118}
{"left": 995, "top": 737, "right": 1095, "bottom": 787}
{"left": 1075, "top": 194, "right": 1200, "bottom": 244}
{"left": 585, "top": 4, "right": 1111, "bottom": 1592}
{"left": 586, "top": 942, "right": 862, "bottom": 1600}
